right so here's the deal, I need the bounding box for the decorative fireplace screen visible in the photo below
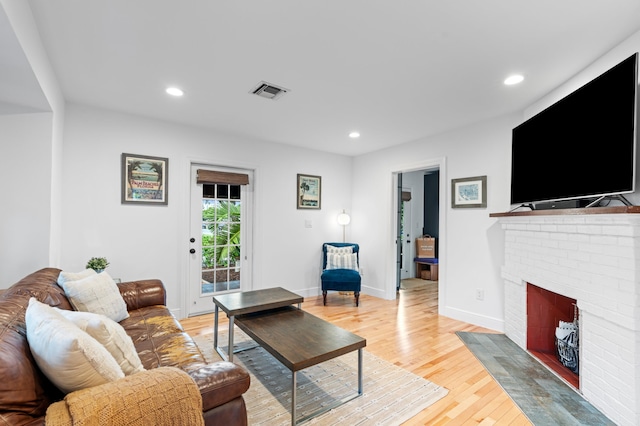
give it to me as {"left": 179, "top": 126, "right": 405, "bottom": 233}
{"left": 555, "top": 304, "right": 579, "bottom": 374}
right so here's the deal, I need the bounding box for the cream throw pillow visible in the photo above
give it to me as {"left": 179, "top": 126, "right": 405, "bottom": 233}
{"left": 25, "top": 298, "right": 124, "bottom": 394}
{"left": 326, "top": 252, "right": 359, "bottom": 271}
{"left": 60, "top": 271, "right": 129, "bottom": 322}
{"left": 56, "top": 309, "right": 145, "bottom": 376}
{"left": 57, "top": 268, "right": 96, "bottom": 287}
{"left": 325, "top": 245, "right": 354, "bottom": 255}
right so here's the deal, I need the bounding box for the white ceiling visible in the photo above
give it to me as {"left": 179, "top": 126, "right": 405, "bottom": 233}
{"left": 6, "top": 1, "right": 640, "bottom": 156}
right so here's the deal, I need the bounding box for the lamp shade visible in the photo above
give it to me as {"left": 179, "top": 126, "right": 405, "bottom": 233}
{"left": 337, "top": 210, "right": 351, "bottom": 226}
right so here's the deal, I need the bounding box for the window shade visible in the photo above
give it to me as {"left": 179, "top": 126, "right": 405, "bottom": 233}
{"left": 197, "top": 170, "right": 249, "bottom": 185}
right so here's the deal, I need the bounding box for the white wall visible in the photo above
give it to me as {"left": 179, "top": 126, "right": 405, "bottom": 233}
{"left": 0, "top": 0, "right": 66, "bottom": 280}
{"left": 59, "top": 105, "right": 520, "bottom": 331}
{"left": 0, "top": 113, "right": 53, "bottom": 285}
{"left": 59, "top": 104, "right": 352, "bottom": 317}
{"left": 352, "top": 114, "right": 519, "bottom": 331}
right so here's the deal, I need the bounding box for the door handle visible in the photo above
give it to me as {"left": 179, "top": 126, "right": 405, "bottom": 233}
{"left": 190, "top": 238, "right": 195, "bottom": 243}
{"left": 189, "top": 248, "right": 196, "bottom": 254}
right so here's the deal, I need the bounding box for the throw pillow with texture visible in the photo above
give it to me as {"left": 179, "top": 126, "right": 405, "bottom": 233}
{"left": 25, "top": 298, "right": 125, "bottom": 394}
{"left": 326, "top": 252, "right": 359, "bottom": 271}
{"left": 60, "top": 271, "right": 129, "bottom": 322}
{"left": 56, "top": 309, "right": 145, "bottom": 375}
{"left": 57, "top": 268, "right": 96, "bottom": 287}
{"left": 325, "top": 245, "right": 354, "bottom": 255}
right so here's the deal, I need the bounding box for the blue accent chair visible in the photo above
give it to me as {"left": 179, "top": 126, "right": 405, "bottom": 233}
{"left": 321, "top": 242, "right": 361, "bottom": 306}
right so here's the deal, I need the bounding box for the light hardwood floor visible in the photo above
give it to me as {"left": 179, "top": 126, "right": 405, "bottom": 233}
{"left": 180, "top": 279, "right": 531, "bottom": 425}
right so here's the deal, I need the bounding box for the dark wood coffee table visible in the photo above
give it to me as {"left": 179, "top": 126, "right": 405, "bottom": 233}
{"left": 235, "top": 306, "right": 366, "bottom": 425}
{"left": 212, "top": 287, "right": 303, "bottom": 361}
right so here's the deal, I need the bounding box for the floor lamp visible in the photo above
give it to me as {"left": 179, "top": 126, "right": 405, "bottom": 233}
{"left": 337, "top": 210, "right": 353, "bottom": 295}
{"left": 337, "top": 209, "right": 351, "bottom": 243}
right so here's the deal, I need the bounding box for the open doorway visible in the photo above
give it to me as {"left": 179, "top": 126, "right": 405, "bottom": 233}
{"left": 396, "top": 168, "right": 440, "bottom": 294}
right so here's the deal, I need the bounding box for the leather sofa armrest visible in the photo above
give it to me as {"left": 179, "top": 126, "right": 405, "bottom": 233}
{"left": 187, "top": 361, "right": 251, "bottom": 411}
{"left": 117, "top": 279, "right": 166, "bottom": 311}
{"left": 45, "top": 367, "right": 204, "bottom": 426}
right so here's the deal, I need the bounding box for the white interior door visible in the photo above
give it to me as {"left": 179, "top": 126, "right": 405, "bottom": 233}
{"left": 187, "top": 164, "right": 252, "bottom": 316}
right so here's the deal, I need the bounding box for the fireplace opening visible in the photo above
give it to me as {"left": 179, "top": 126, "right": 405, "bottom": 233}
{"left": 526, "top": 283, "right": 579, "bottom": 389}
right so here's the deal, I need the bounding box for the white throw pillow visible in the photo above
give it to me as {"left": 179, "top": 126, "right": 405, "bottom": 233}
{"left": 25, "top": 298, "right": 124, "bottom": 394}
{"left": 325, "top": 245, "right": 354, "bottom": 255}
{"left": 56, "top": 309, "right": 145, "bottom": 376}
{"left": 57, "top": 268, "right": 97, "bottom": 287}
{"left": 326, "top": 252, "right": 359, "bottom": 271}
{"left": 60, "top": 271, "right": 129, "bottom": 322}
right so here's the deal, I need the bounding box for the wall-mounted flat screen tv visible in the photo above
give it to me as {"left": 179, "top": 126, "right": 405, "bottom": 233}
{"left": 510, "top": 52, "right": 638, "bottom": 207}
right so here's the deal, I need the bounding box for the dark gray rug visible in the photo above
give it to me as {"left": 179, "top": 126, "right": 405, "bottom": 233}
{"left": 457, "top": 332, "right": 615, "bottom": 426}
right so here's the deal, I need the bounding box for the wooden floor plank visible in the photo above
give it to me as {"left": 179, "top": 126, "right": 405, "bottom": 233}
{"left": 180, "top": 279, "right": 531, "bottom": 425}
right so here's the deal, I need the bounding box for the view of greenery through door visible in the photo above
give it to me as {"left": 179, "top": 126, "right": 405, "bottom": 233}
{"left": 201, "top": 183, "right": 241, "bottom": 293}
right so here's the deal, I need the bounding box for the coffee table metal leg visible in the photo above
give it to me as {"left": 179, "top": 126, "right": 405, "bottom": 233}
{"left": 228, "top": 315, "right": 235, "bottom": 362}
{"left": 213, "top": 308, "right": 236, "bottom": 362}
{"left": 358, "top": 348, "right": 363, "bottom": 394}
{"left": 213, "top": 305, "right": 219, "bottom": 348}
{"left": 213, "top": 305, "right": 228, "bottom": 361}
{"left": 291, "top": 371, "right": 297, "bottom": 426}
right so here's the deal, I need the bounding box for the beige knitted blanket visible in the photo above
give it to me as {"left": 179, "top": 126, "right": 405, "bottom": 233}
{"left": 45, "top": 367, "right": 204, "bottom": 426}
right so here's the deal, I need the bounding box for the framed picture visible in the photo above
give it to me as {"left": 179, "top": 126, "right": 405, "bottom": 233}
{"left": 451, "top": 175, "right": 487, "bottom": 208}
{"left": 297, "top": 174, "right": 321, "bottom": 209}
{"left": 121, "top": 153, "right": 169, "bottom": 205}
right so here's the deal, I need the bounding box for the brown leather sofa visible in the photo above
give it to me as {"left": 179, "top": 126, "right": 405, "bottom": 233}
{"left": 0, "top": 268, "right": 250, "bottom": 426}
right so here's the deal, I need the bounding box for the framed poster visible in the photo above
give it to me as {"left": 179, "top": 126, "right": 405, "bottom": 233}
{"left": 121, "top": 153, "right": 169, "bottom": 205}
{"left": 451, "top": 175, "right": 487, "bottom": 208}
{"left": 297, "top": 174, "right": 321, "bottom": 209}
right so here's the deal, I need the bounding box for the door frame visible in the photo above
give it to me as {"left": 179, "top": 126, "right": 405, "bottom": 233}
{"left": 389, "top": 157, "right": 446, "bottom": 313}
{"left": 181, "top": 158, "right": 256, "bottom": 318}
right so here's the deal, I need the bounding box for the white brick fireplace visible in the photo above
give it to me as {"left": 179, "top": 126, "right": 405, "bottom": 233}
{"left": 493, "top": 207, "right": 640, "bottom": 426}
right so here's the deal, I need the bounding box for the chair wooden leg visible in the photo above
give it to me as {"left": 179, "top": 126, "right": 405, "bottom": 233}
{"left": 355, "top": 291, "right": 360, "bottom": 307}
{"left": 322, "top": 291, "right": 327, "bottom": 305}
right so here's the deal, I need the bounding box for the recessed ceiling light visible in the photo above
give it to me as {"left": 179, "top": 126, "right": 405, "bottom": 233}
{"left": 166, "top": 87, "right": 184, "bottom": 96}
{"left": 349, "top": 131, "right": 360, "bottom": 138}
{"left": 504, "top": 75, "right": 524, "bottom": 86}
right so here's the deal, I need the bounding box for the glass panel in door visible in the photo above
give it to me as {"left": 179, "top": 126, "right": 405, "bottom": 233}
{"left": 201, "top": 183, "right": 241, "bottom": 293}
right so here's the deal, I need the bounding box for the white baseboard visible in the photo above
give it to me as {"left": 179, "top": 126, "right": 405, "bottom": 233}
{"left": 361, "top": 284, "right": 385, "bottom": 299}
{"left": 441, "top": 306, "right": 504, "bottom": 332}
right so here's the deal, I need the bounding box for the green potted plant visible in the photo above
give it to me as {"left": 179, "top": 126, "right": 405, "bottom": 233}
{"left": 86, "top": 257, "right": 109, "bottom": 273}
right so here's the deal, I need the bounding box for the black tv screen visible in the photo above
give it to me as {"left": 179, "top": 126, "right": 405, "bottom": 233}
{"left": 511, "top": 52, "right": 638, "bottom": 206}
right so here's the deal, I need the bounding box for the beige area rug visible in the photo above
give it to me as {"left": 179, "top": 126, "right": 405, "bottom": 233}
{"left": 193, "top": 329, "right": 448, "bottom": 425}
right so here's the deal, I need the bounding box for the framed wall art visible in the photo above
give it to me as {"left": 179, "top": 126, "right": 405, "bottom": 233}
{"left": 297, "top": 173, "right": 321, "bottom": 209}
{"left": 121, "top": 153, "right": 169, "bottom": 205}
{"left": 451, "top": 175, "right": 487, "bottom": 208}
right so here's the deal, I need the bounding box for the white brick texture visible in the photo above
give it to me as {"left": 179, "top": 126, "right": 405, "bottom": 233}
{"left": 498, "top": 214, "right": 640, "bottom": 426}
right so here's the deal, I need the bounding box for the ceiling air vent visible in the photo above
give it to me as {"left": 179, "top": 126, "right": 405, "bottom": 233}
{"left": 250, "top": 81, "right": 290, "bottom": 100}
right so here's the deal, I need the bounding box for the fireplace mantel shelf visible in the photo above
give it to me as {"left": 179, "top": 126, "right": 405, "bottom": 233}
{"left": 490, "top": 205, "right": 640, "bottom": 218}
